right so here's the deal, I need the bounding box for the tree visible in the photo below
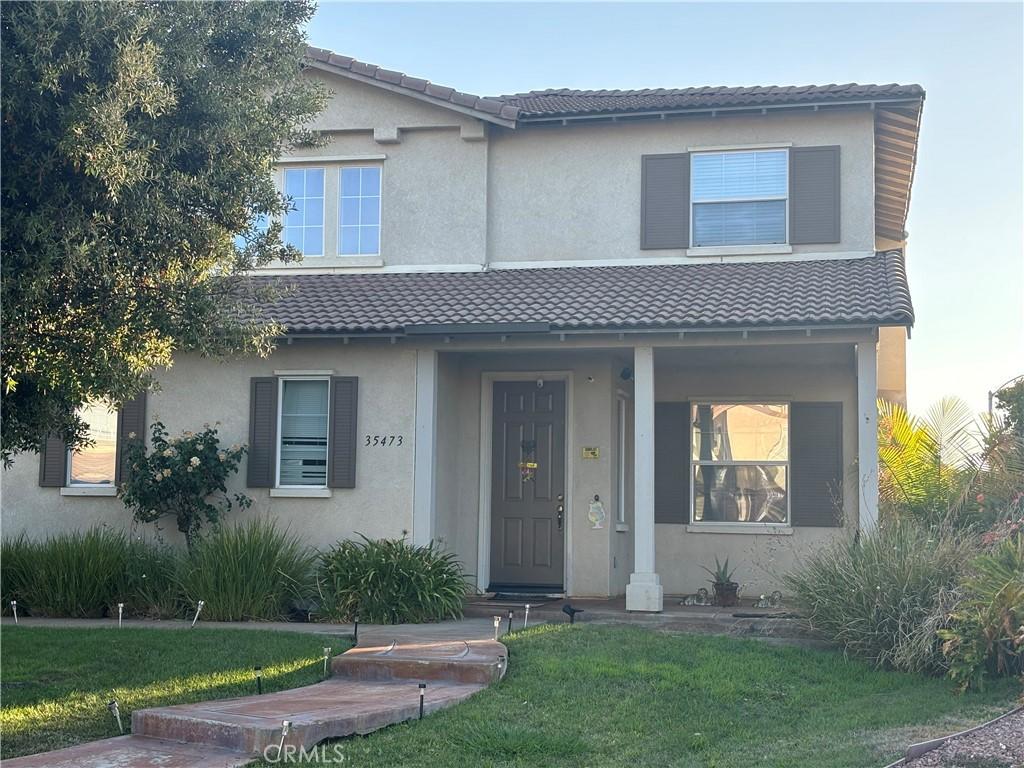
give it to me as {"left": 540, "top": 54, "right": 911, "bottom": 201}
{"left": 1, "top": 1, "right": 325, "bottom": 463}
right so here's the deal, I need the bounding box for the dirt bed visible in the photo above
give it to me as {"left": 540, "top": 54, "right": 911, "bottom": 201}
{"left": 904, "top": 709, "right": 1023, "bottom": 767}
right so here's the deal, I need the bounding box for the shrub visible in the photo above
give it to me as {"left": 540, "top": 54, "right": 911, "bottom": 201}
{"left": 178, "top": 519, "right": 315, "bottom": 621}
{"left": 1, "top": 535, "right": 36, "bottom": 614}
{"left": 120, "top": 421, "right": 250, "bottom": 549}
{"left": 16, "top": 528, "right": 130, "bottom": 617}
{"left": 939, "top": 532, "right": 1024, "bottom": 690}
{"left": 784, "top": 519, "right": 975, "bottom": 673}
{"left": 318, "top": 536, "right": 468, "bottom": 624}
{"left": 120, "top": 538, "right": 184, "bottom": 619}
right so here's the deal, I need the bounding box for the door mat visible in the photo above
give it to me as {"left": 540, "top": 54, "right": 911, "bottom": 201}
{"left": 487, "top": 593, "right": 562, "bottom": 605}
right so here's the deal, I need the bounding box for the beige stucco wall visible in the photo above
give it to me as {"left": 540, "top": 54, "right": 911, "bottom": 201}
{"left": 1, "top": 341, "right": 418, "bottom": 548}
{"left": 487, "top": 110, "right": 876, "bottom": 264}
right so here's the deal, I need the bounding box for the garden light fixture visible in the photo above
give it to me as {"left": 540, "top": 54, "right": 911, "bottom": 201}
{"left": 117, "top": 603, "right": 124, "bottom": 628}
{"left": 107, "top": 700, "right": 123, "bottom": 733}
{"left": 523, "top": 603, "right": 530, "bottom": 629}
{"left": 418, "top": 683, "right": 426, "bottom": 719}
{"left": 254, "top": 666, "right": 263, "bottom": 695}
{"left": 10, "top": 600, "right": 16, "bottom": 624}
{"left": 323, "top": 647, "right": 331, "bottom": 678}
{"left": 493, "top": 615, "right": 501, "bottom": 640}
{"left": 506, "top": 610, "right": 514, "bottom": 635}
{"left": 191, "top": 600, "right": 205, "bottom": 627}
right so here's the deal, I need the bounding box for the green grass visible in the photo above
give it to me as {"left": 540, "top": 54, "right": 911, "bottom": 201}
{"left": 289, "top": 625, "right": 1021, "bottom": 768}
{"left": 0, "top": 626, "right": 351, "bottom": 759}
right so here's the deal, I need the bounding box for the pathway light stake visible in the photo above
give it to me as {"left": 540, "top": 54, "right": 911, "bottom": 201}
{"left": 506, "top": 610, "right": 514, "bottom": 635}
{"left": 353, "top": 616, "right": 359, "bottom": 645}
{"left": 418, "top": 683, "right": 426, "bottom": 720}
{"left": 10, "top": 600, "right": 17, "bottom": 624}
{"left": 523, "top": 604, "right": 530, "bottom": 629}
{"left": 118, "top": 603, "right": 124, "bottom": 628}
{"left": 191, "top": 600, "right": 205, "bottom": 628}
{"left": 493, "top": 615, "right": 501, "bottom": 640}
{"left": 255, "top": 666, "right": 263, "bottom": 695}
{"left": 107, "top": 700, "right": 123, "bottom": 734}
{"left": 323, "top": 647, "right": 331, "bottom": 678}
{"left": 276, "top": 720, "right": 291, "bottom": 755}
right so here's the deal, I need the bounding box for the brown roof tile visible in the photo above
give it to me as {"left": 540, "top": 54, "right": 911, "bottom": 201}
{"left": 251, "top": 251, "right": 913, "bottom": 335}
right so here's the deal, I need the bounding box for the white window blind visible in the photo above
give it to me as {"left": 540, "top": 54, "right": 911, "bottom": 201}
{"left": 691, "top": 150, "right": 788, "bottom": 246}
{"left": 279, "top": 379, "right": 329, "bottom": 487}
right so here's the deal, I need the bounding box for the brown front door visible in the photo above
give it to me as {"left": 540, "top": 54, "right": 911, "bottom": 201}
{"left": 489, "top": 381, "right": 566, "bottom": 591}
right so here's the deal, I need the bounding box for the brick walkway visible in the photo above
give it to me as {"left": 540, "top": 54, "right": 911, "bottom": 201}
{"left": 5, "top": 620, "right": 508, "bottom": 768}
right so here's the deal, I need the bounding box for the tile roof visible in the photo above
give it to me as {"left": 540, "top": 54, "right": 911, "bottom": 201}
{"left": 250, "top": 251, "right": 913, "bottom": 335}
{"left": 496, "top": 83, "right": 925, "bottom": 119}
{"left": 305, "top": 47, "right": 520, "bottom": 123}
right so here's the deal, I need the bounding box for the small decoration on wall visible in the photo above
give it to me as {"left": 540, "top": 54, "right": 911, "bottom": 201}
{"left": 582, "top": 446, "right": 600, "bottom": 459}
{"left": 680, "top": 587, "right": 712, "bottom": 607}
{"left": 587, "top": 495, "right": 607, "bottom": 529}
{"left": 752, "top": 591, "right": 784, "bottom": 609}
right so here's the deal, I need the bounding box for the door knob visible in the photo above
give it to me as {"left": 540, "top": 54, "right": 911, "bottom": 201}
{"left": 556, "top": 503, "right": 564, "bottom": 530}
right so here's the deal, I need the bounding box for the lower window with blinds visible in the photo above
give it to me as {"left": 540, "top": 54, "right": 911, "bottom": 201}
{"left": 278, "top": 379, "right": 329, "bottom": 487}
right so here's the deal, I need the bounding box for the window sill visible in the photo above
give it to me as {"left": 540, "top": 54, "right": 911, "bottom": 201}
{"left": 687, "top": 244, "right": 793, "bottom": 258}
{"left": 61, "top": 486, "right": 117, "bottom": 497}
{"left": 686, "top": 523, "right": 793, "bottom": 535}
{"left": 614, "top": 522, "right": 630, "bottom": 533}
{"left": 261, "top": 255, "right": 384, "bottom": 272}
{"left": 270, "top": 487, "right": 333, "bottom": 499}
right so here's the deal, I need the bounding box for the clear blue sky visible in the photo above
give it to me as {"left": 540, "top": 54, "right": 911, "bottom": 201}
{"left": 307, "top": 2, "right": 1024, "bottom": 415}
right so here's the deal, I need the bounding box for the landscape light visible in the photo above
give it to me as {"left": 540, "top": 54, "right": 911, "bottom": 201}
{"left": 492, "top": 615, "right": 501, "bottom": 640}
{"left": 254, "top": 666, "right": 263, "bottom": 695}
{"left": 191, "top": 600, "right": 205, "bottom": 628}
{"left": 117, "top": 603, "right": 124, "bottom": 628}
{"left": 418, "top": 683, "right": 426, "bottom": 719}
{"left": 10, "top": 600, "right": 17, "bottom": 624}
{"left": 323, "top": 647, "right": 331, "bottom": 678}
{"left": 107, "top": 700, "right": 123, "bottom": 733}
{"left": 523, "top": 604, "right": 530, "bottom": 629}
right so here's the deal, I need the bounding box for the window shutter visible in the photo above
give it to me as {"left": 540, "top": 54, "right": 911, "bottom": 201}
{"left": 790, "top": 146, "right": 840, "bottom": 244}
{"left": 115, "top": 391, "right": 147, "bottom": 485}
{"left": 654, "top": 401, "right": 690, "bottom": 524}
{"left": 641, "top": 154, "right": 690, "bottom": 249}
{"left": 248, "top": 377, "right": 278, "bottom": 487}
{"left": 790, "top": 402, "right": 844, "bottom": 527}
{"left": 38, "top": 434, "right": 68, "bottom": 487}
{"left": 327, "top": 376, "right": 358, "bottom": 489}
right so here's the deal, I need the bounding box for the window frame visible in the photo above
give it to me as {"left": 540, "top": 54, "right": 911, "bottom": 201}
{"left": 275, "top": 375, "right": 331, "bottom": 490}
{"left": 282, "top": 166, "right": 326, "bottom": 258}
{"left": 338, "top": 165, "right": 383, "bottom": 258}
{"left": 689, "top": 401, "right": 791, "bottom": 527}
{"left": 66, "top": 401, "right": 118, "bottom": 488}
{"left": 616, "top": 395, "right": 628, "bottom": 525}
{"left": 689, "top": 148, "right": 790, "bottom": 248}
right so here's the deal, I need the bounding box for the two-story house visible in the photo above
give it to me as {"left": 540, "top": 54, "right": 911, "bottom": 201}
{"left": 2, "top": 49, "right": 924, "bottom": 611}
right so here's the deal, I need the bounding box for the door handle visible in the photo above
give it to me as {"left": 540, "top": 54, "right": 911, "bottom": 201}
{"left": 556, "top": 496, "right": 564, "bottom": 531}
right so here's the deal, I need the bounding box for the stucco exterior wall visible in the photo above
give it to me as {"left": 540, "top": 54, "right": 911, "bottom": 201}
{"left": 1, "top": 341, "right": 418, "bottom": 548}
{"left": 487, "top": 110, "right": 876, "bottom": 264}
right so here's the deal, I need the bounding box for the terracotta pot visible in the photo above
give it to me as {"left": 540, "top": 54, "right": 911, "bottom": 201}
{"left": 713, "top": 581, "right": 739, "bottom": 607}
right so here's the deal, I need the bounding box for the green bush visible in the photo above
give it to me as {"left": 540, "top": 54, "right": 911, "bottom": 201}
{"left": 1, "top": 535, "right": 36, "bottom": 614}
{"left": 318, "top": 536, "right": 468, "bottom": 624}
{"left": 178, "top": 519, "right": 315, "bottom": 621}
{"left": 939, "top": 531, "right": 1024, "bottom": 690}
{"left": 120, "top": 538, "right": 183, "bottom": 619}
{"left": 784, "top": 519, "right": 975, "bottom": 673}
{"left": 15, "top": 528, "right": 131, "bottom": 618}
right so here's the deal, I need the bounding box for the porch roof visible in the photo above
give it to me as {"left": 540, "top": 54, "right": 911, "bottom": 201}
{"left": 252, "top": 250, "right": 913, "bottom": 336}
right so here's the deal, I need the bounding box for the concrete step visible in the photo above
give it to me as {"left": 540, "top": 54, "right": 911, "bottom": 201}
{"left": 334, "top": 639, "right": 507, "bottom": 684}
{"left": 132, "top": 676, "right": 486, "bottom": 754}
{"left": 2, "top": 735, "right": 251, "bottom": 768}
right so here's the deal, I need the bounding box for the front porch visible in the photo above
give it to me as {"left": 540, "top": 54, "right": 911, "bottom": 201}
{"left": 409, "top": 329, "right": 881, "bottom": 611}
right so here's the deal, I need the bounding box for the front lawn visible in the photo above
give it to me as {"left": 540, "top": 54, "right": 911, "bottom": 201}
{"left": 0, "top": 626, "right": 350, "bottom": 759}
{"left": 302, "top": 624, "right": 1020, "bottom": 768}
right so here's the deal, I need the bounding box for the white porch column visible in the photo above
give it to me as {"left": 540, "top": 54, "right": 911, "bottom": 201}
{"left": 857, "top": 339, "right": 879, "bottom": 532}
{"left": 626, "top": 345, "right": 663, "bottom": 612}
{"left": 412, "top": 349, "right": 438, "bottom": 546}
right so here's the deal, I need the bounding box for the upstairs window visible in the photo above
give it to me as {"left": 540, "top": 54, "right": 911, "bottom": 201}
{"left": 339, "top": 167, "right": 381, "bottom": 256}
{"left": 691, "top": 150, "right": 787, "bottom": 247}
{"left": 283, "top": 168, "right": 325, "bottom": 257}
{"left": 278, "top": 378, "right": 329, "bottom": 487}
{"left": 68, "top": 401, "right": 118, "bottom": 487}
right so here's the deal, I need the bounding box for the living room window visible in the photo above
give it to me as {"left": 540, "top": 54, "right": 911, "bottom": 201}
{"left": 283, "top": 168, "right": 325, "bottom": 257}
{"left": 339, "top": 166, "right": 381, "bottom": 256}
{"left": 691, "top": 403, "right": 789, "bottom": 524}
{"left": 691, "top": 150, "right": 788, "bottom": 246}
{"left": 277, "top": 378, "right": 329, "bottom": 487}
{"left": 67, "top": 401, "right": 117, "bottom": 487}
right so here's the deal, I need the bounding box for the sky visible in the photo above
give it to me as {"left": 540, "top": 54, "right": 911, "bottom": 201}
{"left": 307, "top": 2, "right": 1024, "bottom": 415}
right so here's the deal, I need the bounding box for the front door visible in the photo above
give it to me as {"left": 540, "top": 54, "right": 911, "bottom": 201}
{"left": 489, "top": 381, "right": 566, "bottom": 590}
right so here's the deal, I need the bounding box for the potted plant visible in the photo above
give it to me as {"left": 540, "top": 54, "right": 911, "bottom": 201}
{"left": 702, "top": 556, "right": 740, "bottom": 607}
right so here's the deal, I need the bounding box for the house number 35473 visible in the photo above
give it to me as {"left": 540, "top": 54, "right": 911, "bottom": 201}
{"left": 365, "top": 435, "right": 404, "bottom": 446}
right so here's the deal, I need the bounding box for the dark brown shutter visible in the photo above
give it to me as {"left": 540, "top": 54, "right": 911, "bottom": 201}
{"left": 38, "top": 434, "right": 68, "bottom": 487}
{"left": 247, "top": 377, "right": 278, "bottom": 487}
{"left": 790, "top": 402, "right": 844, "bottom": 527}
{"left": 641, "top": 153, "right": 690, "bottom": 250}
{"left": 115, "top": 391, "right": 147, "bottom": 485}
{"left": 327, "top": 376, "right": 358, "bottom": 489}
{"left": 654, "top": 401, "right": 690, "bottom": 524}
{"left": 790, "top": 146, "right": 841, "bottom": 244}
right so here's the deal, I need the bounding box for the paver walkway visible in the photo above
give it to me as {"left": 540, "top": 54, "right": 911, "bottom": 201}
{"left": 5, "top": 620, "right": 508, "bottom": 768}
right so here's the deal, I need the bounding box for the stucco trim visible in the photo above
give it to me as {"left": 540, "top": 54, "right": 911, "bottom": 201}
{"left": 269, "top": 487, "right": 333, "bottom": 498}
{"left": 685, "top": 523, "right": 794, "bottom": 535}
{"left": 477, "top": 371, "right": 574, "bottom": 595}
{"left": 687, "top": 245, "right": 794, "bottom": 258}
{"left": 60, "top": 486, "right": 117, "bottom": 497}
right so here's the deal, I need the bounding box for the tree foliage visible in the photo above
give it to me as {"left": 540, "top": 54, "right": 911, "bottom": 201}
{"left": 1, "top": 1, "right": 325, "bottom": 461}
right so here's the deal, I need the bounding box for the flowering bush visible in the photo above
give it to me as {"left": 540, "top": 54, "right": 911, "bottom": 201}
{"left": 119, "top": 422, "right": 250, "bottom": 548}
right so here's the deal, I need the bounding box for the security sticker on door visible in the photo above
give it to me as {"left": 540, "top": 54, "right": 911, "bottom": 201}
{"left": 582, "top": 447, "right": 600, "bottom": 459}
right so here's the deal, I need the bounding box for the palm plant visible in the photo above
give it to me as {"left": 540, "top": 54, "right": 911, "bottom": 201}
{"left": 877, "top": 397, "right": 1024, "bottom": 528}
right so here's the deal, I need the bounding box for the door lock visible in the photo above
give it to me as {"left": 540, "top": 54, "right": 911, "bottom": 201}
{"left": 556, "top": 494, "right": 565, "bottom": 530}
